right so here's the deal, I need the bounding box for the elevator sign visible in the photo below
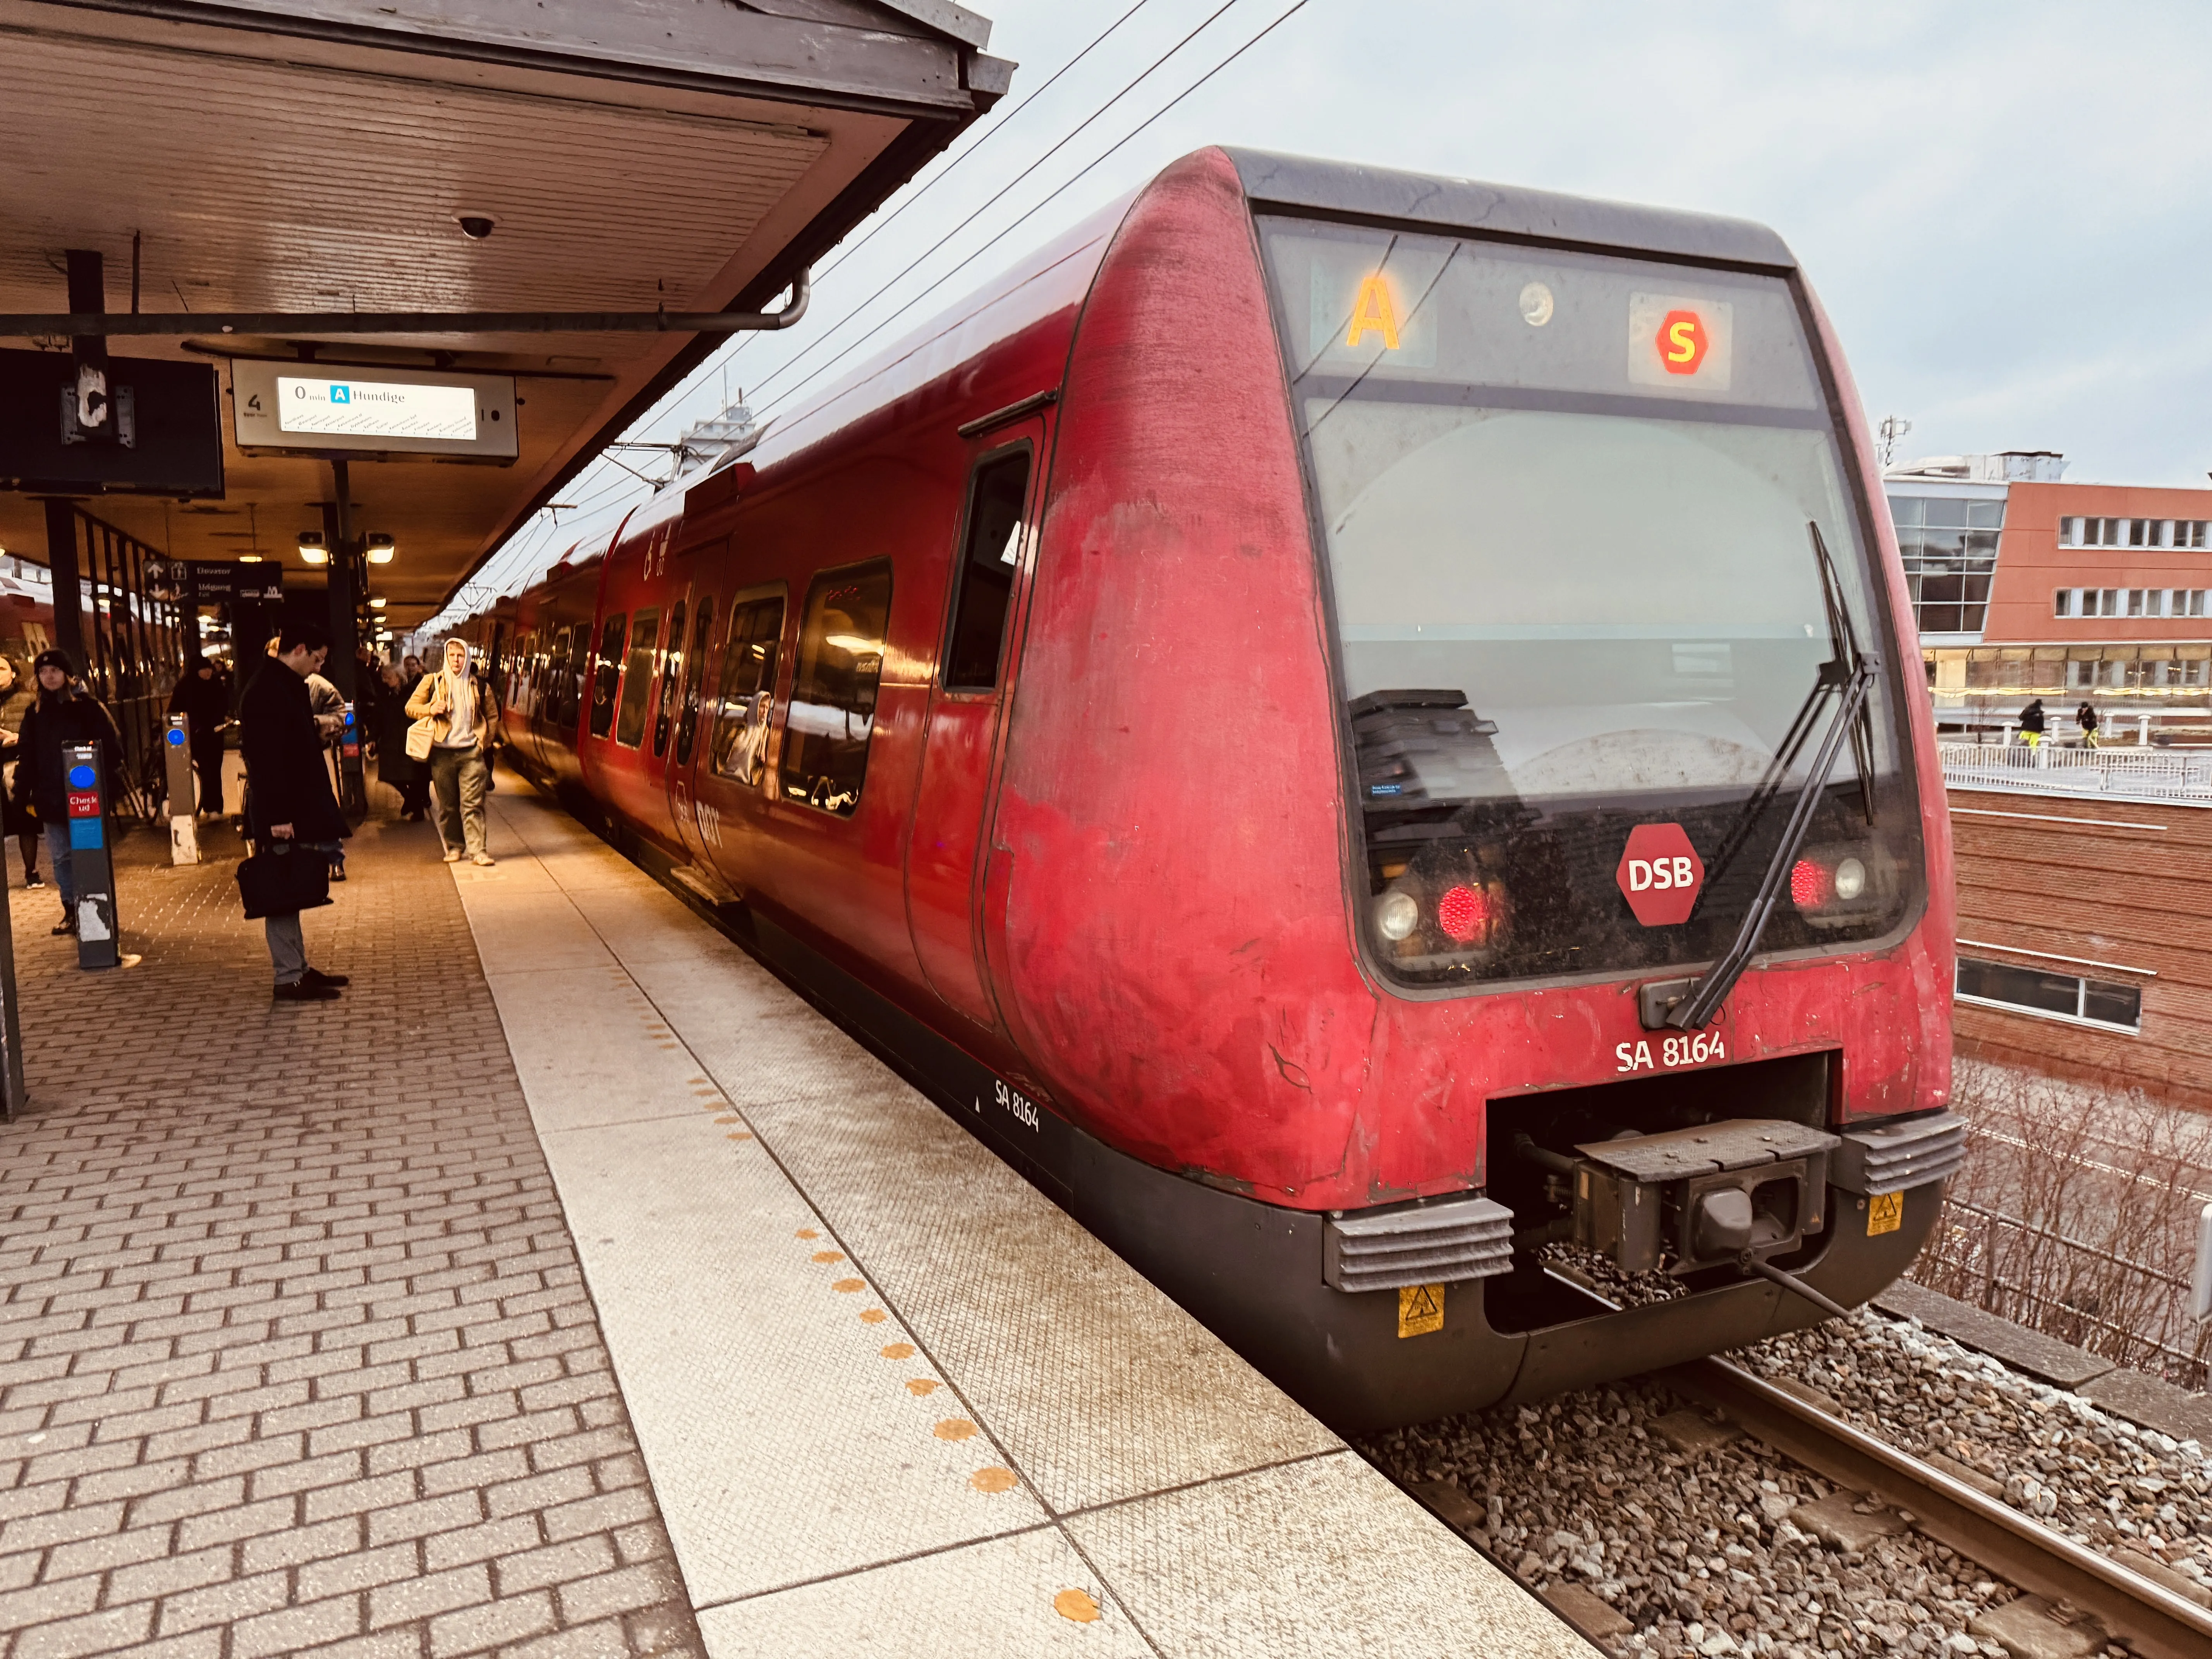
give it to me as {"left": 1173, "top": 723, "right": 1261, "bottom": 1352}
{"left": 229, "top": 360, "right": 519, "bottom": 462}
{"left": 1616, "top": 823, "right": 1705, "bottom": 926}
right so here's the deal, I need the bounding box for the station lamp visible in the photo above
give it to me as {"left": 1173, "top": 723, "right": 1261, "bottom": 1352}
{"left": 297, "top": 530, "right": 328, "bottom": 566}
{"left": 366, "top": 533, "right": 396, "bottom": 565}
{"left": 368, "top": 595, "right": 388, "bottom": 610}
{"left": 238, "top": 553, "right": 262, "bottom": 564}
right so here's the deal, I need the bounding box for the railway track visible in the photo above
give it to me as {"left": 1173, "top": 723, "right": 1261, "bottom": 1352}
{"left": 1666, "top": 1356, "right": 2212, "bottom": 1659}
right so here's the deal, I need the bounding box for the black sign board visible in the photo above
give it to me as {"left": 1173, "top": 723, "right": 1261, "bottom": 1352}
{"left": 0, "top": 348, "right": 224, "bottom": 497}
{"left": 182, "top": 561, "right": 283, "bottom": 604}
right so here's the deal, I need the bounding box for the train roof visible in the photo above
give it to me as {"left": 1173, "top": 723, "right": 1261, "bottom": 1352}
{"left": 1221, "top": 148, "right": 1796, "bottom": 272}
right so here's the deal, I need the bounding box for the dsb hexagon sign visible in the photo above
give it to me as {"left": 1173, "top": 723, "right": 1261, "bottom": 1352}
{"left": 1615, "top": 823, "right": 1704, "bottom": 927}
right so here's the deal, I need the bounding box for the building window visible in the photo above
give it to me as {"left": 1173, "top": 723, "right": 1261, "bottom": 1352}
{"left": 2178, "top": 520, "right": 2209, "bottom": 549}
{"left": 1889, "top": 493, "right": 2002, "bottom": 635}
{"left": 2061, "top": 516, "right": 2124, "bottom": 548}
{"left": 2128, "top": 518, "right": 2164, "bottom": 548}
{"left": 1955, "top": 956, "right": 2142, "bottom": 1034}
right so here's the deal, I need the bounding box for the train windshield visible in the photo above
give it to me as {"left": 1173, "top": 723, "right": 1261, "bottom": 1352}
{"left": 1258, "top": 218, "right": 1920, "bottom": 988}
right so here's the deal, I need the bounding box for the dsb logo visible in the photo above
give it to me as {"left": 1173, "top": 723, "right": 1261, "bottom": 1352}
{"left": 1615, "top": 823, "right": 1704, "bottom": 927}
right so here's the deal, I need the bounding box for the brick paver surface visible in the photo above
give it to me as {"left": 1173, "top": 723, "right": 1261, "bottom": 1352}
{"left": 0, "top": 794, "right": 705, "bottom": 1658}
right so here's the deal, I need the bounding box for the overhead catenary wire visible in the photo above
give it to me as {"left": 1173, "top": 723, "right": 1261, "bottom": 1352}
{"left": 738, "top": 0, "right": 1250, "bottom": 410}
{"left": 753, "top": 0, "right": 1315, "bottom": 425}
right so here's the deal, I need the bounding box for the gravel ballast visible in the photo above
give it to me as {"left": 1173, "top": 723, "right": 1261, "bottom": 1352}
{"left": 1358, "top": 1308, "right": 2212, "bottom": 1657}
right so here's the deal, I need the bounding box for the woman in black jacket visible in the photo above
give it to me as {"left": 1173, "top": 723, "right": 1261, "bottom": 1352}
{"left": 0, "top": 655, "right": 43, "bottom": 888}
{"left": 10, "top": 650, "right": 122, "bottom": 935}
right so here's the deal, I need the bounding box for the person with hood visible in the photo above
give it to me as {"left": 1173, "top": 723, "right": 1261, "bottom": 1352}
{"left": 0, "top": 655, "right": 43, "bottom": 888}
{"left": 2016, "top": 698, "right": 2046, "bottom": 749}
{"left": 9, "top": 649, "right": 121, "bottom": 935}
{"left": 405, "top": 638, "right": 500, "bottom": 866}
{"left": 2075, "top": 700, "right": 2101, "bottom": 748}
{"left": 166, "top": 654, "right": 232, "bottom": 817}
{"left": 240, "top": 622, "right": 350, "bottom": 1001}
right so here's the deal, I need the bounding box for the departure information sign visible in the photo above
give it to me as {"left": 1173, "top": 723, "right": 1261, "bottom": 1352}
{"left": 275, "top": 376, "right": 477, "bottom": 442}
{"left": 230, "top": 361, "right": 518, "bottom": 462}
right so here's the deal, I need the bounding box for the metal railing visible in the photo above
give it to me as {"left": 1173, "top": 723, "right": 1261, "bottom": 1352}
{"left": 1913, "top": 1193, "right": 2212, "bottom": 1389}
{"left": 1940, "top": 741, "right": 2212, "bottom": 807}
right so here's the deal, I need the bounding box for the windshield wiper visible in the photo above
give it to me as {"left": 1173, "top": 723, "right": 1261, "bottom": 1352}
{"left": 1654, "top": 521, "right": 1881, "bottom": 1032}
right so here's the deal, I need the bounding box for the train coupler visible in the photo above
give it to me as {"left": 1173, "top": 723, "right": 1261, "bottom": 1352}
{"left": 1518, "top": 1120, "right": 1839, "bottom": 1276}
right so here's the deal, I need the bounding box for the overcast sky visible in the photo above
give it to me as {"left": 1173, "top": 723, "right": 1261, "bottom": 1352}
{"left": 458, "top": 0, "right": 2212, "bottom": 610}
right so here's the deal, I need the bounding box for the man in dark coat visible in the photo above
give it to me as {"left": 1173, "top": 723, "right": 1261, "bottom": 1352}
{"left": 10, "top": 649, "right": 121, "bottom": 935}
{"left": 240, "top": 622, "right": 350, "bottom": 1002}
{"left": 166, "top": 654, "right": 231, "bottom": 817}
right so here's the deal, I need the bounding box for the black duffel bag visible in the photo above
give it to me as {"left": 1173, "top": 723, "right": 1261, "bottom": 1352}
{"left": 236, "top": 841, "right": 334, "bottom": 919}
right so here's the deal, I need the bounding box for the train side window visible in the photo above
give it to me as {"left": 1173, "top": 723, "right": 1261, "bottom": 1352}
{"left": 567, "top": 626, "right": 592, "bottom": 728}
{"left": 589, "top": 613, "right": 626, "bottom": 738}
{"left": 547, "top": 628, "right": 570, "bottom": 720}
{"left": 653, "top": 599, "right": 686, "bottom": 757}
{"left": 615, "top": 608, "right": 660, "bottom": 747}
{"left": 711, "top": 596, "right": 785, "bottom": 785}
{"left": 785, "top": 562, "right": 892, "bottom": 816}
{"left": 675, "top": 597, "right": 715, "bottom": 766}
{"left": 943, "top": 450, "right": 1030, "bottom": 690}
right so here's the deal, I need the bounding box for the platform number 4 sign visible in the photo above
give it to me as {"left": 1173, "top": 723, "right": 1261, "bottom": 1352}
{"left": 1866, "top": 1191, "right": 1903, "bottom": 1237}
{"left": 1397, "top": 1283, "right": 1444, "bottom": 1339}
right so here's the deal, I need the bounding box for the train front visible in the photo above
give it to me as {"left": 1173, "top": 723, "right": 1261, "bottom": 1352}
{"left": 1001, "top": 149, "right": 1959, "bottom": 1431}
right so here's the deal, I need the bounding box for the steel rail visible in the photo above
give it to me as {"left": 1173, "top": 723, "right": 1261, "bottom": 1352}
{"left": 1666, "top": 1355, "right": 2212, "bottom": 1659}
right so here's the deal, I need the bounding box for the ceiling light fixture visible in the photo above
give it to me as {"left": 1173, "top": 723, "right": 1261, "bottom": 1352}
{"left": 366, "top": 533, "right": 396, "bottom": 565}
{"left": 297, "top": 529, "right": 328, "bottom": 566}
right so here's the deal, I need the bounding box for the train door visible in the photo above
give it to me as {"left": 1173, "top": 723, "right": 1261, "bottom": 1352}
{"left": 662, "top": 586, "right": 718, "bottom": 867}
{"left": 903, "top": 431, "right": 1041, "bottom": 1027}
{"left": 690, "top": 583, "right": 789, "bottom": 890}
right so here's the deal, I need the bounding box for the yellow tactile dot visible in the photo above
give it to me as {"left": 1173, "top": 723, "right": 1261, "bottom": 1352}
{"left": 879, "top": 1343, "right": 914, "bottom": 1359}
{"left": 714, "top": 1115, "right": 742, "bottom": 1124}
{"left": 905, "top": 1379, "right": 940, "bottom": 1396}
{"left": 727, "top": 1132, "right": 753, "bottom": 1142}
{"left": 795, "top": 1229, "right": 819, "bottom": 1240}
{"left": 1054, "top": 1589, "right": 1100, "bottom": 1623}
{"left": 831, "top": 1278, "right": 864, "bottom": 1293}
{"left": 811, "top": 1250, "right": 844, "bottom": 1264}
{"left": 971, "top": 1467, "right": 1018, "bottom": 1493}
{"left": 859, "top": 1309, "right": 887, "bottom": 1324}
{"left": 933, "top": 1419, "right": 976, "bottom": 1442}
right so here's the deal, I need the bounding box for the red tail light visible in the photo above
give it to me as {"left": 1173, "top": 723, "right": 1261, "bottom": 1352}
{"left": 1437, "top": 884, "right": 1486, "bottom": 943}
{"left": 1789, "top": 858, "right": 1829, "bottom": 907}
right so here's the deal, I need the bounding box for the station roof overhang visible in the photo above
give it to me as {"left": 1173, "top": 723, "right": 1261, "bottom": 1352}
{"left": 0, "top": 0, "right": 1008, "bottom": 629}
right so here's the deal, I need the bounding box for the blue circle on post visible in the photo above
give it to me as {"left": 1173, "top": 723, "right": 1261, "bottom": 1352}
{"left": 167, "top": 728, "right": 185, "bottom": 747}
{"left": 68, "top": 764, "right": 95, "bottom": 788}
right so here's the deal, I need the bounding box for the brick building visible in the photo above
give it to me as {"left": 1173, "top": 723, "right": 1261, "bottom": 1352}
{"left": 1890, "top": 453, "right": 2212, "bottom": 741}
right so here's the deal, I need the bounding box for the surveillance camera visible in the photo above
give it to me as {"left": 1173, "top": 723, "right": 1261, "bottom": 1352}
{"left": 457, "top": 215, "right": 497, "bottom": 242}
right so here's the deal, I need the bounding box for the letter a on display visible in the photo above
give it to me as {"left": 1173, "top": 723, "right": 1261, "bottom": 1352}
{"left": 1346, "top": 275, "right": 1401, "bottom": 350}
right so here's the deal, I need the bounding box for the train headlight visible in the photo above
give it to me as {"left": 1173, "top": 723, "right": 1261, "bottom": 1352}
{"left": 1374, "top": 891, "right": 1420, "bottom": 941}
{"left": 1832, "top": 856, "right": 1867, "bottom": 902}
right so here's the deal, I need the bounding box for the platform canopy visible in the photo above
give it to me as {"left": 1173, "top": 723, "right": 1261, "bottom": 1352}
{"left": 0, "top": 0, "right": 1008, "bottom": 631}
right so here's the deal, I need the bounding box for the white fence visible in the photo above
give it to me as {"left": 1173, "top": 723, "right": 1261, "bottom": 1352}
{"left": 1941, "top": 742, "right": 2212, "bottom": 808}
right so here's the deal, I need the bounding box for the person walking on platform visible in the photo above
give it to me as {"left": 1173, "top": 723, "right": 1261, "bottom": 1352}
{"left": 167, "top": 654, "right": 232, "bottom": 817}
{"left": 372, "top": 662, "right": 429, "bottom": 820}
{"left": 10, "top": 650, "right": 121, "bottom": 936}
{"left": 2076, "top": 700, "right": 2102, "bottom": 748}
{"left": 2016, "top": 697, "right": 2046, "bottom": 749}
{"left": 407, "top": 638, "right": 499, "bottom": 867}
{"left": 240, "top": 623, "right": 350, "bottom": 1002}
{"left": 0, "top": 656, "right": 44, "bottom": 889}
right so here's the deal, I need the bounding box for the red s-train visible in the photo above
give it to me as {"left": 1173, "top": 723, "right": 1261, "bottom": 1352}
{"left": 466, "top": 149, "right": 1961, "bottom": 1431}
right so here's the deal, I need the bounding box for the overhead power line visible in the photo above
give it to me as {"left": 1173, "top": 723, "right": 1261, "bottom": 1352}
{"left": 756, "top": 0, "right": 1314, "bottom": 424}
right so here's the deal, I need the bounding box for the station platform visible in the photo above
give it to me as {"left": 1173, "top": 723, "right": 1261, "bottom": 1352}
{"left": 0, "top": 780, "right": 1592, "bottom": 1659}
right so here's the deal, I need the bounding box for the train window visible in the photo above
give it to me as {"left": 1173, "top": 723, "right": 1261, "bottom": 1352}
{"left": 784, "top": 563, "right": 892, "bottom": 817}
{"left": 943, "top": 451, "right": 1030, "bottom": 690}
{"left": 547, "top": 628, "right": 570, "bottom": 722}
{"left": 1258, "top": 216, "right": 1920, "bottom": 989}
{"left": 653, "top": 599, "right": 686, "bottom": 757}
{"left": 711, "top": 596, "right": 785, "bottom": 785}
{"left": 567, "top": 626, "right": 592, "bottom": 729}
{"left": 675, "top": 598, "right": 714, "bottom": 767}
{"left": 614, "top": 609, "right": 659, "bottom": 747}
{"left": 589, "top": 613, "right": 625, "bottom": 739}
